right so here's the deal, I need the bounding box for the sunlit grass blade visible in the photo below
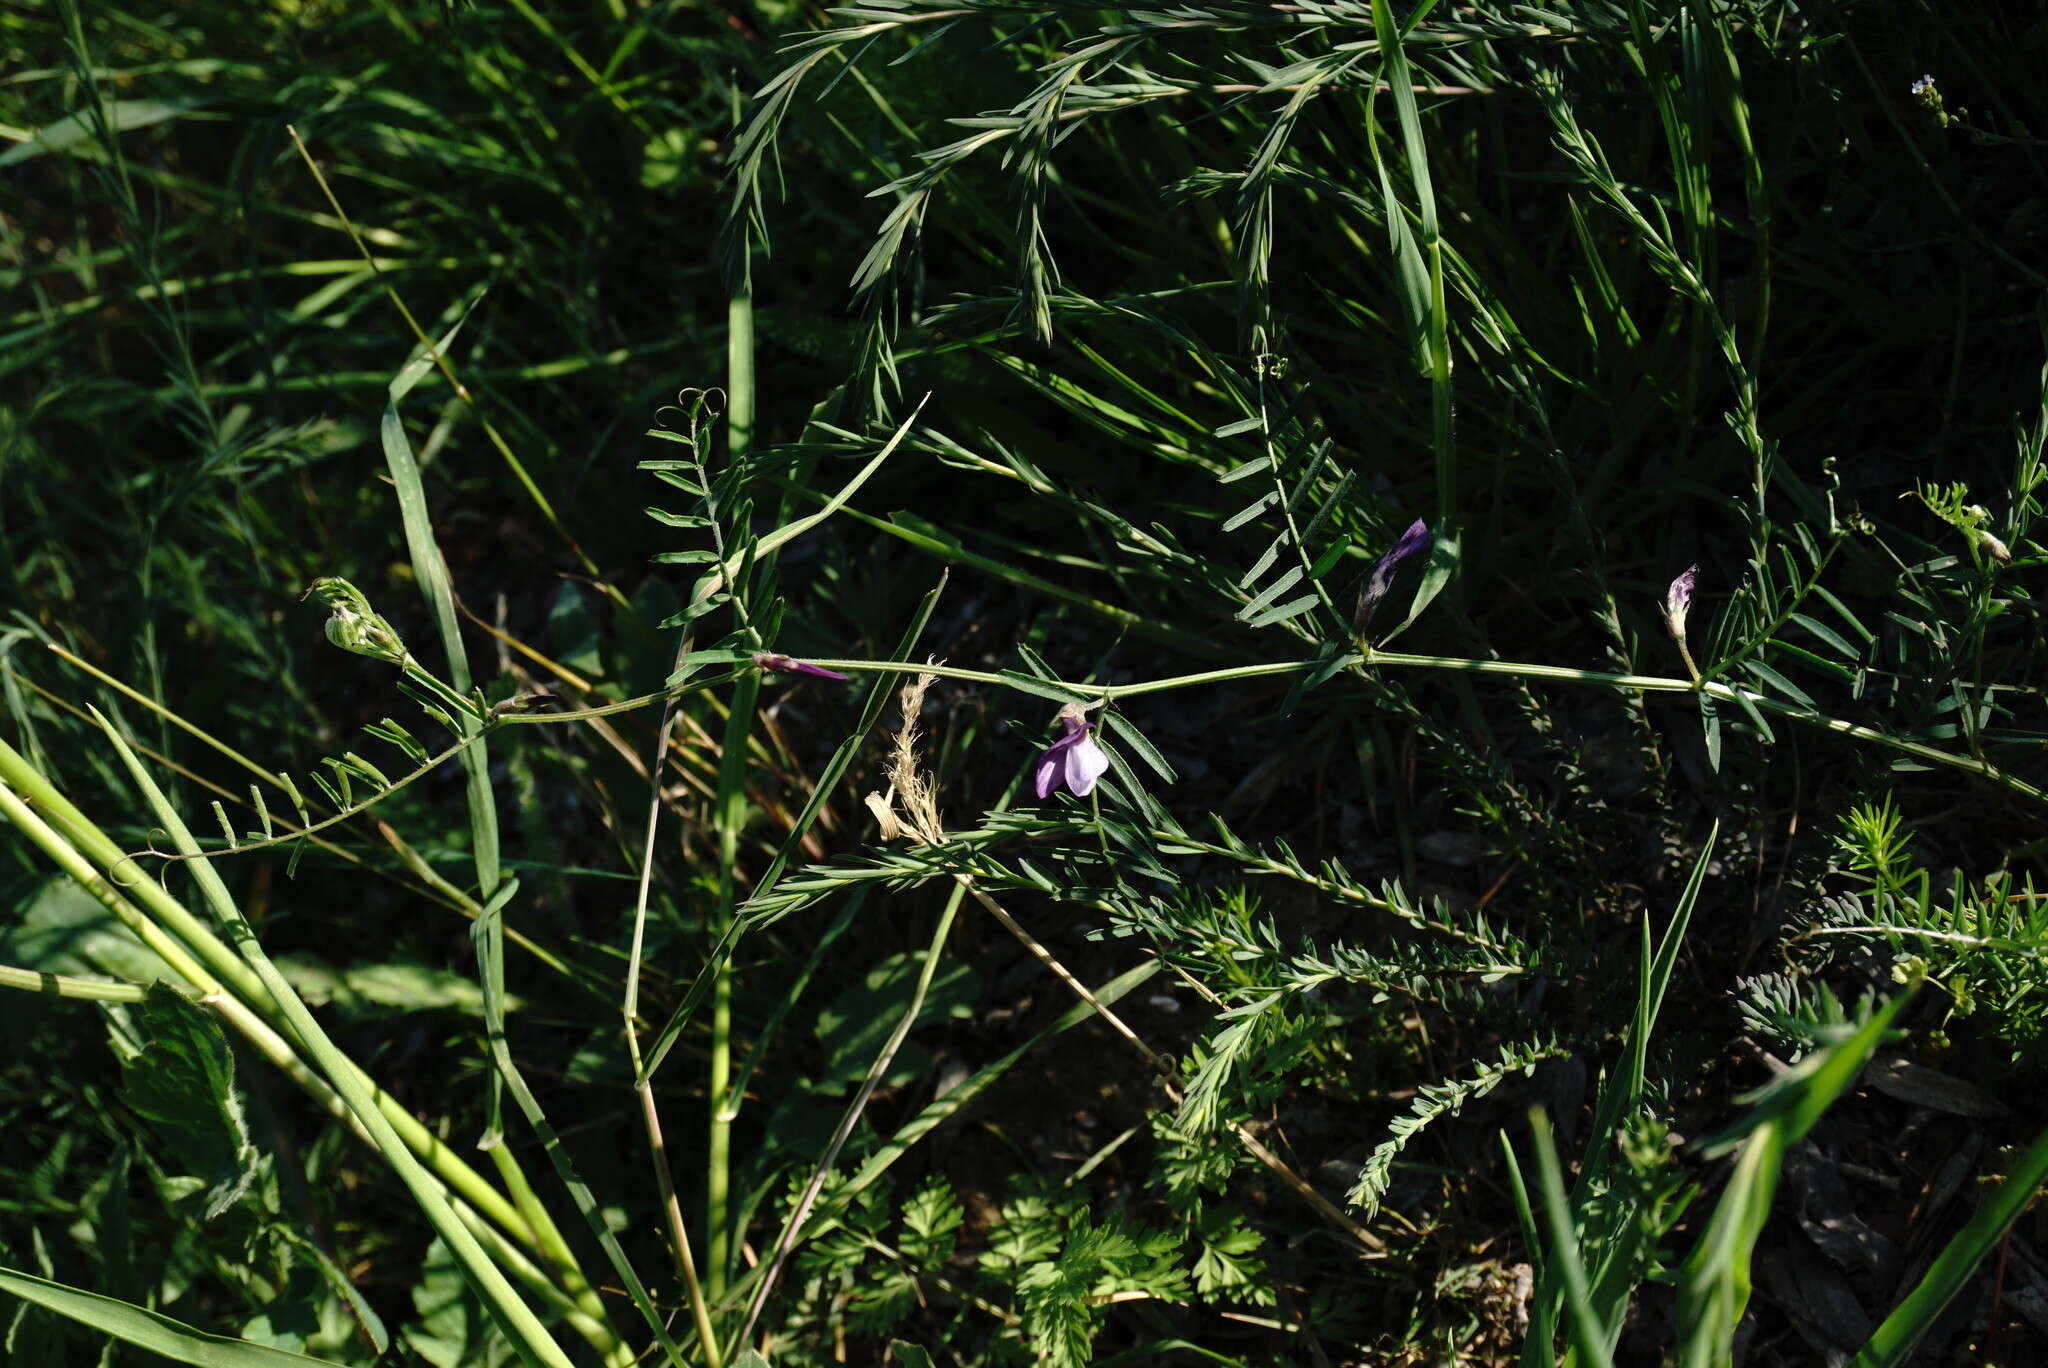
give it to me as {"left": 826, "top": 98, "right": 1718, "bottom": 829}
{"left": 0, "top": 1265, "right": 344, "bottom": 1368}
{"left": 1850, "top": 1121, "right": 2048, "bottom": 1368}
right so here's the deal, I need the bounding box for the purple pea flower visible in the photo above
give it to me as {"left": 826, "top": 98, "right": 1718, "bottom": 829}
{"left": 1661, "top": 565, "right": 1698, "bottom": 640}
{"left": 1354, "top": 518, "right": 1433, "bottom": 633}
{"left": 752, "top": 651, "right": 850, "bottom": 682}
{"left": 1033, "top": 703, "right": 1110, "bottom": 800}
{"left": 1662, "top": 565, "right": 1703, "bottom": 682}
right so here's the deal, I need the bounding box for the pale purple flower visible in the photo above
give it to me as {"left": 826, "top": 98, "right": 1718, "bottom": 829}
{"left": 1354, "top": 518, "right": 1433, "bottom": 633}
{"left": 753, "top": 652, "right": 849, "bottom": 681}
{"left": 1033, "top": 703, "right": 1110, "bottom": 799}
{"left": 1661, "top": 565, "right": 1698, "bottom": 639}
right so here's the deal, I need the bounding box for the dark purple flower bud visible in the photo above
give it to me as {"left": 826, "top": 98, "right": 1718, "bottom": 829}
{"left": 1661, "top": 565, "right": 1698, "bottom": 639}
{"left": 752, "top": 652, "right": 850, "bottom": 682}
{"left": 1033, "top": 703, "right": 1110, "bottom": 800}
{"left": 1354, "top": 519, "right": 1433, "bottom": 633}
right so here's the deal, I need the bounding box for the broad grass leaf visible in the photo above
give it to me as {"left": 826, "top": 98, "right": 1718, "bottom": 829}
{"left": 275, "top": 955, "right": 517, "bottom": 1020}
{"left": 5, "top": 880, "right": 179, "bottom": 985}
{"left": 0, "top": 100, "right": 204, "bottom": 166}
{"left": 0, "top": 1264, "right": 340, "bottom": 1367}
{"left": 814, "top": 952, "right": 978, "bottom": 1091}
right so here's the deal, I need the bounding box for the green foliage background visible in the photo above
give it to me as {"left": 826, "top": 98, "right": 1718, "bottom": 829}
{"left": 3, "top": 0, "right": 2047, "bottom": 1364}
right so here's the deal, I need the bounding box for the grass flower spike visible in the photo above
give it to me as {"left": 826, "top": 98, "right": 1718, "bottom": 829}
{"left": 753, "top": 652, "right": 851, "bottom": 681}
{"left": 1033, "top": 702, "right": 1109, "bottom": 799}
{"left": 1354, "top": 518, "right": 1433, "bottom": 634}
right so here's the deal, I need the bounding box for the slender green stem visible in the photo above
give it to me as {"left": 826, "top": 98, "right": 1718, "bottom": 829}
{"left": 701, "top": 277, "right": 762, "bottom": 1319}
{"left": 0, "top": 782, "right": 227, "bottom": 999}
{"left": 1674, "top": 637, "right": 1704, "bottom": 686}
{"left": 726, "top": 288, "right": 754, "bottom": 459}
{"left": 0, "top": 741, "right": 555, "bottom": 1292}
{"left": 638, "top": 1079, "right": 722, "bottom": 1367}
{"left": 0, "top": 963, "right": 195, "bottom": 1003}
{"left": 738, "top": 884, "right": 965, "bottom": 1343}
{"left": 792, "top": 650, "right": 2044, "bottom": 803}
{"left": 451, "top": 1197, "right": 633, "bottom": 1367}
{"left": 495, "top": 671, "right": 745, "bottom": 723}
{"left": 706, "top": 673, "right": 760, "bottom": 1307}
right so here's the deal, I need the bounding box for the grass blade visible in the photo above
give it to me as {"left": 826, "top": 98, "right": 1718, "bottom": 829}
{"left": 0, "top": 1265, "right": 342, "bottom": 1367}
{"left": 1850, "top": 1121, "right": 2048, "bottom": 1368}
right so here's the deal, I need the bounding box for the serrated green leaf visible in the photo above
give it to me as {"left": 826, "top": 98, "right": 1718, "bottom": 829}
{"left": 120, "top": 984, "right": 260, "bottom": 1220}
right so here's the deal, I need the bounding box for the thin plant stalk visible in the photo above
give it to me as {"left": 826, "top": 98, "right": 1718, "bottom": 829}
{"left": 738, "top": 882, "right": 967, "bottom": 1343}
{"left": 96, "top": 718, "right": 579, "bottom": 1368}
{"left": 705, "top": 281, "right": 760, "bottom": 1309}
{"left": 622, "top": 637, "right": 724, "bottom": 1365}
{"left": 792, "top": 652, "right": 2044, "bottom": 804}
{"left": 0, "top": 742, "right": 560, "bottom": 1300}
{"left": 705, "top": 670, "right": 760, "bottom": 1306}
